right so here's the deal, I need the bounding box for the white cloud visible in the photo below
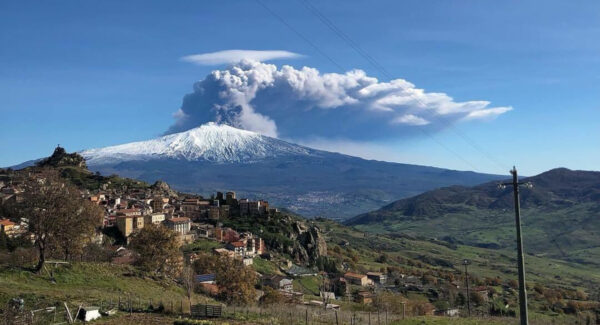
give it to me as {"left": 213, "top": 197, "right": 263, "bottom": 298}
{"left": 392, "top": 114, "right": 430, "bottom": 126}
{"left": 166, "top": 60, "right": 512, "bottom": 139}
{"left": 181, "top": 50, "right": 303, "bottom": 66}
{"left": 463, "top": 106, "right": 513, "bottom": 120}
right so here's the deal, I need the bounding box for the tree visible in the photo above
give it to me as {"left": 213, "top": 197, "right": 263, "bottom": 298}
{"left": 11, "top": 169, "right": 100, "bottom": 272}
{"left": 181, "top": 265, "right": 196, "bottom": 304}
{"left": 192, "top": 253, "right": 257, "bottom": 305}
{"left": 260, "top": 287, "right": 283, "bottom": 305}
{"left": 129, "top": 224, "right": 182, "bottom": 276}
{"left": 54, "top": 198, "right": 103, "bottom": 260}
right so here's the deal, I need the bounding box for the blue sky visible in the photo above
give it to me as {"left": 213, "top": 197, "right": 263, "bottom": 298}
{"left": 1, "top": 1, "right": 599, "bottom": 175}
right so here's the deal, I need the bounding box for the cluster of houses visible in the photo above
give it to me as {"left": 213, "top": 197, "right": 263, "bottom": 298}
{"left": 86, "top": 187, "right": 278, "bottom": 247}
{"left": 0, "top": 174, "right": 30, "bottom": 239}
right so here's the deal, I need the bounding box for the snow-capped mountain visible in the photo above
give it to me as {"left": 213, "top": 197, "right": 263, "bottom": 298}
{"left": 13, "top": 122, "right": 503, "bottom": 219}
{"left": 82, "top": 122, "right": 317, "bottom": 164}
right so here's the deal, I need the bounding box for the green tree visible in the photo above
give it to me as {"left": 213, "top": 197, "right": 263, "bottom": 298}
{"left": 129, "top": 224, "right": 182, "bottom": 276}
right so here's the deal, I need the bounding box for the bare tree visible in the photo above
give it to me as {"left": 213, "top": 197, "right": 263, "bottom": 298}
{"left": 181, "top": 264, "right": 195, "bottom": 304}
{"left": 11, "top": 169, "right": 101, "bottom": 272}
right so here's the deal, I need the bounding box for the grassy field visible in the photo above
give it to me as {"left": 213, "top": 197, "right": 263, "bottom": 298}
{"left": 0, "top": 262, "right": 217, "bottom": 311}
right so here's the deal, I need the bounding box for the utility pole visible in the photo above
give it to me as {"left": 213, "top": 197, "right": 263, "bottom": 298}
{"left": 463, "top": 259, "right": 471, "bottom": 317}
{"left": 499, "top": 166, "right": 532, "bottom": 325}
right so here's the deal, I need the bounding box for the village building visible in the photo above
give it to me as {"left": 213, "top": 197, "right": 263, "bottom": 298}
{"left": 367, "top": 271, "right": 387, "bottom": 285}
{"left": 226, "top": 241, "right": 246, "bottom": 257}
{"left": 215, "top": 227, "right": 239, "bottom": 243}
{"left": 193, "top": 223, "right": 214, "bottom": 238}
{"left": 225, "top": 191, "right": 236, "bottom": 205}
{"left": 262, "top": 275, "right": 293, "bottom": 292}
{"left": 344, "top": 272, "right": 369, "bottom": 286}
{"left": 0, "top": 219, "right": 16, "bottom": 236}
{"left": 151, "top": 197, "right": 165, "bottom": 212}
{"left": 213, "top": 248, "right": 235, "bottom": 258}
{"left": 143, "top": 213, "right": 165, "bottom": 225}
{"left": 164, "top": 217, "right": 191, "bottom": 235}
{"left": 116, "top": 215, "right": 144, "bottom": 238}
{"left": 355, "top": 291, "right": 375, "bottom": 304}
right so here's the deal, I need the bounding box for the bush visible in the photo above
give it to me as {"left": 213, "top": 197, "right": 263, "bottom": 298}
{"left": 9, "top": 247, "right": 37, "bottom": 268}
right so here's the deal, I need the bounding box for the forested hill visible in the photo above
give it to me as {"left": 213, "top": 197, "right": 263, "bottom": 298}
{"left": 346, "top": 168, "right": 600, "bottom": 266}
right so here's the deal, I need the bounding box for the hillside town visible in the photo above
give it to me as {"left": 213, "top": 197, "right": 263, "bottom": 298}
{"left": 1, "top": 149, "right": 599, "bottom": 325}
{"left": 0, "top": 154, "right": 454, "bottom": 314}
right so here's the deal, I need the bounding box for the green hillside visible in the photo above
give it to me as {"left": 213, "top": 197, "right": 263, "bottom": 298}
{"left": 346, "top": 168, "right": 600, "bottom": 267}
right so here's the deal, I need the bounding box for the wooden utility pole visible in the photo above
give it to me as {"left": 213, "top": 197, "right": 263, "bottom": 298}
{"left": 463, "top": 259, "right": 471, "bottom": 317}
{"left": 499, "top": 166, "right": 531, "bottom": 325}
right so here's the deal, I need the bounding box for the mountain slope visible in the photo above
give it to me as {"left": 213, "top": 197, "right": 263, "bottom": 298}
{"left": 346, "top": 168, "right": 600, "bottom": 265}
{"left": 82, "top": 122, "right": 317, "bottom": 164}
{"left": 14, "top": 123, "right": 503, "bottom": 218}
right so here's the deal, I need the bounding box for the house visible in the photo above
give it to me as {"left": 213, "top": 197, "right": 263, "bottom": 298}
{"left": 225, "top": 191, "right": 236, "bottom": 205}
{"left": 151, "top": 197, "right": 164, "bottom": 212}
{"left": 242, "top": 257, "right": 254, "bottom": 266}
{"left": 144, "top": 213, "right": 165, "bottom": 225}
{"left": 116, "top": 215, "right": 144, "bottom": 238}
{"left": 213, "top": 248, "right": 234, "bottom": 258}
{"left": 367, "top": 272, "right": 387, "bottom": 285}
{"left": 214, "top": 227, "right": 239, "bottom": 243}
{"left": 226, "top": 241, "right": 246, "bottom": 257}
{"left": 262, "top": 275, "right": 293, "bottom": 292}
{"left": 180, "top": 198, "right": 210, "bottom": 219}
{"left": 0, "top": 219, "right": 16, "bottom": 235}
{"left": 194, "top": 223, "right": 214, "bottom": 238}
{"left": 239, "top": 199, "right": 268, "bottom": 217}
{"left": 164, "top": 217, "right": 191, "bottom": 235}
{"left": 344, "top": 272, "right": 369, "bottom": 286}
{"left": 355, "top": 291, "right": 375, "bottom": 304}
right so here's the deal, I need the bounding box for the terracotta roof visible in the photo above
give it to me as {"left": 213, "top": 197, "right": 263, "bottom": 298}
{"left": 344, "top": 272, "right": 366, "bottom": 279}
{"left": 367, "top": 272, "right": 383, "bottom": 276}
{"left": 0, "top": 219, "right": 15, "bottom": 226}
{"left": 229, "top": 241, "right": 245, "bottom": 248}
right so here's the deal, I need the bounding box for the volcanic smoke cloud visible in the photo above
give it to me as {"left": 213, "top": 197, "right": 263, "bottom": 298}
{"left": 166, "top": 60, "right": 512, "bottom": 139}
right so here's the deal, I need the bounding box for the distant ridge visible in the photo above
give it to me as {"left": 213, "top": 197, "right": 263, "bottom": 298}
{"left": 12, "top": 123, "right": 503, "bottom": 218}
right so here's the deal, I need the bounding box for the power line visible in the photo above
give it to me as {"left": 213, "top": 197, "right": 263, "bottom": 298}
{"left": 297, "top": 0, "right": 510, "bottom": 172}
{"left": 254, "top": 0, "right": 345, "bottom": 72}
{"left": 254, "top": 0, "right": 493, "bottom": 173}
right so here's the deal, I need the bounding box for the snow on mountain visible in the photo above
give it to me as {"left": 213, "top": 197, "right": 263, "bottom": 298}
{"left": 81, "top": 122, "right": 317, "bottom": 164}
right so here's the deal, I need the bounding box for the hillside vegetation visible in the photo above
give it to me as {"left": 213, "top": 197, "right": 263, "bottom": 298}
{"left": 346, "top": 168, "right": 600, "bottom": 266}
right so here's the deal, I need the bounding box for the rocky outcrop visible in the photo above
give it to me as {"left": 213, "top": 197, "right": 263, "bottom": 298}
{"left": 289, "top": 221, "right": 327, "bottom": 264}
{"left": 36, "top": 146, "right": 87, "bottom": 169}
{"left": 150, "top": 180, "right": 178, "bottom": 197}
